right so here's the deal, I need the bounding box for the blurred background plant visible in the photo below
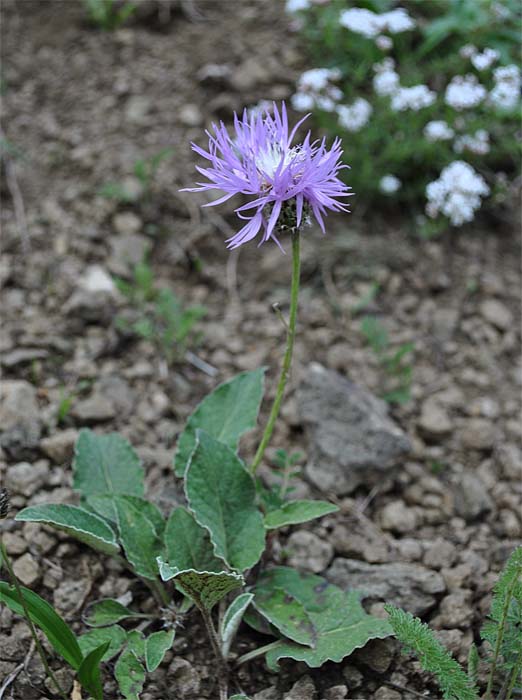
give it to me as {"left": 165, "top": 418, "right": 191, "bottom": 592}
{"left": 84, "top": 0, "right": 136, "bottom": 31}
{"left": 285, "top": 0, "right": 521, "bottom": 235}
{"left": 99, "top": 148, "right": 174, "bottom": 204}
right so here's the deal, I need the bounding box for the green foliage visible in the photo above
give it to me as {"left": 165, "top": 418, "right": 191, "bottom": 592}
{"left": 116, "top": 261, "right": 207, "bottom": 365}
{"left": 360, "top": 315, "right": 414, "bottom": 404}
{"left": 263, "top": 500, "right": 338, "bottom": 530}
{"left": 257, "top": 448, "right": 304, "bottom": 510}
{"left": 220, "top": 593, "right": 254, "bottom": 658}
{"left": 99, "top": 148, "right": 174, "bottom": 201}
{"left": 158, "top": 563, "right": 245, "bottom": 613}
{"left": 84, "top": 0, "right": 136, "bottom": 31}
{"left": 291, "top": 0, "right": 520, "bottom": 225}
{"left": 83, "top": 598, "right": 148, "bottom": 627}
{"left": 385, "top": 605, "right": 479, "bottom": 700}
{"left": 145, "top": 629, "right": 176, "bottom": 672}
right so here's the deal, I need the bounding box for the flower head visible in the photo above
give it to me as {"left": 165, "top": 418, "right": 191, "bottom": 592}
{"left": 182, "top": 102, "right": 351, "bottom": 250}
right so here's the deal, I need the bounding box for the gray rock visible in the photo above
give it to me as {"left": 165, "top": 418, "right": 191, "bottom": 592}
{"left": 286, "top": 530, "right": 334, "bottom": 573}
{"left": 327, "top": 558, "right": 445, "bottom": 615}
{"left": 125, "top": 95, "right": 151, "bottom": 124}
{"left": 432, "top": 590, "right": 473, "bottom": 628}
{"left": 298, "top": 363, "right": 411, "bottom": 494}
{"left": 418, "top": 398, "right": 452, "bottom": 441}
{"left": 78, "top": 265, "right": 116, "bottom": 294}
{"left": 460, "top": 418, "right": 496, "bottom": 450}
{"left": 178, "top": 103, "right": 203, "bottom": 126}
{"left": 253, "top": 688, "right": 280, "bottom": 700}
{"left": 354, "top": 638, "right": 395, "bottom": 673}
{"left": 454, "top": 471, "right": 493, "bottom": 521}
{"left": 423, "top": 538, "right": 457, "bottom": 570}
{"left": 112, "top": 212, "right": 143, "bottom": 236}
{"left": 71, "top": 394, "right": 116, "bottom": 423}
{"left": 342, "top": 664, "right": 363, "bottom": 689}
{"left": 109, "top": 233, "right": 149, "bottom": 276}
{"left": 373, "top": 688, "right": 402, "bottom": 700}
{"left": 6, "top": 461, "right": 49, "bottom": 496}
{"left": 284, "top": 676, "right": 316, "bottom": 700}
{"left": 379, "top": 500, "right": 418, "bottom": 534}
{"left": 13, "top": 552, "right": 40, "bottom": 586}
{"left": 322, "top": 685, "right": 348, "bottom": 700}
{"left": 0, "top": 380, "right": 41, "bottom": 458}
{"left": 40, "top": 429, "right": 78, "bottom": 463}
{"left": 480, "top": 299, "right": 512, "bottom": 331}
{"left": 331, "top": 524, "right": 389, "bottom": 563}
{"left": 167, "top": 658, "right": 200, "bottom": 695}
{"left": 53, "top": 577, "right": 91, "bottom": 616}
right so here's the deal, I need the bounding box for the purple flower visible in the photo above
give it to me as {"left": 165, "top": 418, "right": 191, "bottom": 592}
{"left": 181, "top": 102, "right": 352, "bottom": 250}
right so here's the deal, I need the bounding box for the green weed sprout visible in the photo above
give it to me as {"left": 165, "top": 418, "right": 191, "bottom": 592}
{"left": 84, "top": 0, "right": 136, "bottom": 31}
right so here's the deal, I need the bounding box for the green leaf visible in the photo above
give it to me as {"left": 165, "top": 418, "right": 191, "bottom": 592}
{"left": 221, "top": 593, "right": 254, "bottom": 658}
{"left": 253, "top": 588, "right": 316, "bottom": 647}
{"left": 164, "top": 507, "right": 225, "bottom": 572}
{"left": 185, "top": 431, "right": 265, "bottom": 572}
{"left": 115, "top": 647, "right": 146, "bottom": 700}
{"left": 158, "top": 560, "right": 244, "bottom": 612}
{"left": 252, "top": 567, "right": 392, "bottom": 670}
{"left": 264, "top": 500, "right": 338, "bottom": 530}
{"left": 73, "top": 429, "right": 144, "bottom": 515}
{"left": 77, "top": 642, "right": 109, "bottom": 700}
{"left": 0, "top": 583, "right": 83, "bottom": 670}
{"left": 385, "top": 605, "right": 479, "bottom": 700}
{"left": 112, "top": 495, "right": 164, "bottom": 580}
{"left": 88, "top": 494, "right": 165, "bottom": 538}
{"left": 145, "top": 629, "right": 175, "bottom": 672}
{"left": 127, "top": 629, "right": 146, "bottom": 658}
{"left": 174, "top": 369, "right": 265, "bottom": 476}
{"left": 78, "top": 625, "right": 128, "bottom": 661}
{"left": 15, "top": 504, "right": 119, "bottom": 556}
{"left": 83, "top": 599, "right": 147, "bottom": 627}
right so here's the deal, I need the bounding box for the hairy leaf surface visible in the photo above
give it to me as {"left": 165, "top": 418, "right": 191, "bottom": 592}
{"left": 264, "top": 500, "right": 338, "bottom": 530}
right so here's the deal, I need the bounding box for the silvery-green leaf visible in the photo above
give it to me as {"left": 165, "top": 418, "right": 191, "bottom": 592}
{"left": 73, "top": 429, "right": 143, "bottom": 520}
{"left": 174, "top": 369, "right": 265, "bottom": 476}
{"left": 164, "top": 507, "right": 225, "bottom": 572}
{"left": 145, "top": 629, "right": 175, "bottom": 672}
{"left": 264, "top": 500, "right": 338, "bottom": 530}
{"left": 78, "top": 625, "right": 128, "bottom": 662}
{"left": 88, "top": 494, "right": 164, "bottom": 538}
{"left": 220, "top": 593, "right": 254, "bottom": 658}
{"left": 126, "top": 630, "right": 146, "bottom": 658}
{"left": 112, "top": 496, "right": 164, "bottom": 580}
{"left": 114, "top": 647, "right": 146, "bottom": 700}
{"left": 83, "top": 599, "right": 147, "bottom": 628}
{"left": 255, "top": 567, "right": 392, "bottom": 670}
{"left": 158, "top": 559, "right": 244, "bottom": 612}
{"left": 253, "top": 588, "right": 316, "bottom": 647}
{"left": 185, "top": 431, "right": 265, "bottom": 572}
{"left": 15, "top": 504, "right": 119, "bottom": 556}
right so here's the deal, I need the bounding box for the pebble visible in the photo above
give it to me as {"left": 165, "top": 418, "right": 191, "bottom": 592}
{"left": 125, "top": 95, "right": 151, "bottom": 124}
{"left": 6, "top": 461, "right": 49, "bottom": 496}
{"left": 53, "top": 577, "right": 92, "bottom": 616}
{"left": 284, "top": 676, "right": 316, "bottom": 700}
{"left": 167, "top": 657, "right": 200, "bottom": 695}
{"left": 460, "top": 418, "right": 496, "bottom": 450}
{"left": 454, "top": 472, "right": 493, "bottom": 521}
{"left": 112, "top": 212, "right": 143, "bottom": 237}
{"left": 3, "top": 532, "right": 28, "bottom": 555}
{"left": 480, "top": 299, "right": 513, "bottom": 331}
{"left": 354, "top": 638, "right": 395, "bottom": 673}
{"left": 394, "top": 538, "right": 422, "bottom": 562}
{"left": 0, "top": 380, "right": 41, "bottom": 458}
{"left": 379, "top": 500, "right": 418, "bottom": 534}
{"left": 40, "top": 429, "right": 78, "bottom": 463}
{"left": 432, "top": 590, "right": 473, "bottom": 628}
{"left": 71, "top": 394, "right": 116, "bottom": 423}
{"left": 322, "top": 685, "right": 348, "bottom": 700}
{"left": 418, "top": 398, "right": 452, "bottom": 441}
{"left": 178, "top": 103, "right": 204, "bottom": 126}
{"left": 423, "top": 538, "right": 457, "bottom": 570}
{"left": 374, "top": 688, "right": 402, "bottom": 700}
{"left": 497, "top": 444, "right": 522, "bottom": 480}
{"left": 13, "top": 552, "right": 40, "bottom": 586}
{"left": 342, "top": 664, "right": 363, "bottom": 688}
{"left": 286, "top": 530, "right": 334, "bottom": 573}
{"left": 78, "top": 265, "right": 116, "bottom": 295}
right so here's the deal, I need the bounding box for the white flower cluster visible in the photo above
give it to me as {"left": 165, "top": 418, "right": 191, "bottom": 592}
{"left": 426, "top": 161, "right": 490, "bottom": 226}
{"left": 489, "top": 64, "right": 521, "bottom": 110}
{"left": 339, "top": 7, "right": 415, "bottom": 38}
{"left": 285, "top": 0, "right": 311, "bottom": 12}
{"left": 424, "top": 120, "right": 455, "bottom": 142}
{"left": 372, "top": 58, "right": 436, "bottom": 111}
{"left": 337, "top": 98, "right": 373, "bottom": 131}
{"left": 379, "top": 174, "right": 401, "bottom": 194}
{"left": 373, "top": 58, "right": 400, "bottom": 96}
{"left": 471, "top": 48, "right": 500, "bottom": 71}
{"left": 445, "top": 74, "right": 487, "bottom": 110}
{"left": 454, "top": 129, "right": 490, "bottom": 155}
{"left": 291, "top": 68, "right": 342, "bottom": 112}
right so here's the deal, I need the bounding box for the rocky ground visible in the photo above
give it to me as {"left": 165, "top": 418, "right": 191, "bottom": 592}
{"left": 1, "top": 1, "right": 521, "bottom": 699}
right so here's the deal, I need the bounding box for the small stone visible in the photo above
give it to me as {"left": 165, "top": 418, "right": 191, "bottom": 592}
{"left": 287, "top": 531, "right": 334, "bottom": 573}
{"left": 497, "top": 444, "right": 522, "bottom": 480}
{"left": 78, "top": 265, "right": 116, "bottom": 295}
{"left": 342, "top": 664, "right": 363, "bottom": 689}
{"left": 40, "top": 429, "right": 78, "bottom": 464}
{"left": 230, "top": 57, "right": 271, "bottom": 91}
{"left": 418, "top": 398, "right": 452, "bottom": 441}
{"left": 0, "top": 380, "right": 41, "bottom": 458}
{"left": 112, "top": 212, "right": 143, "bottom": 237}
{"left": 423, "top": 538, "right": 457, "bottom": 570}
{"left": 3, "top": 532, "right": 28, "bottom": 555}
{"left": 432, "top": 590, "right": 473, "bottom": 628}
{"left": 167, "top": 657, "right": 200, "bottom": 695}
{"left": 379, "top": 500, "right": 418, "bottom": 534}
{"left": 327, "top": 558, "right": 445, "bottom": 615}
{"left": 13, "top": 553, "right": 40, "bottom": 586}
{"left": 454, "top": 472, "right": 493, "bottom": 521}
{"left": 71, "top": 394, "right": 116, "bottom": 423}
{"left": 323, "top": 685, "right": 348, "bottom": 700}
{"left": 331, "top": 525, "right": 389, "bottom": 563}
{"left": 6, "top": 461, "right": 49, "bottom": 496}
{"left": 395, "top": 538, "right": 422, "bottom": 562}
{"left": 253, "top": 688, "right": 279, "bottom": 700}
{"left": 284, "top": 676, "right": 316, "bottom": 700}
{"left": 434, "top": 629, "right": 465, "bottom": 657}
{"left": 373, "top": 688, "right": 402, "bottom": 700}
{"left": 480, "top": 299, "right": 512, "bottom": 331}
{"left": 178, "top": 103, "right": 203, "bottom": 126}
{"left": 460, "top": 418, "right": 496, "bottom": 450}
{"left": 125, "top": 95, "right": 151, "bottom": 124}
{"left": 354, "top": 638, "right": 394, "bottom": 673}
{"left": 44, "top": 668, "right": 73, "bottom": 695}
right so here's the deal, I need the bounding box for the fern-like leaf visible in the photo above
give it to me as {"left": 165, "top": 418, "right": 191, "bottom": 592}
{"left": 385, "top": 605, "right": 479, "bottom": 700}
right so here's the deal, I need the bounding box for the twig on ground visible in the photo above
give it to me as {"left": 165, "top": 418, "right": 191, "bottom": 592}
{"left": 0, "top": 127, "right": 31, "bottom": 252}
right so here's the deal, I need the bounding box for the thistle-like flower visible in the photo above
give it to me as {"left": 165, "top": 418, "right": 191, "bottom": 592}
{"left": 182, "top": 102, "right": 351, "bottom": 250}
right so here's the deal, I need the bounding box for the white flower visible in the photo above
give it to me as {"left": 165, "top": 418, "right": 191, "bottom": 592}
{"left": 316, "top": 95, "right": 336, "bottom": 112}
{"left": 493, "top": 65, "right": 521, "bottom": 84}
{"left": 380, "top": 174, "right": 401, "bottom": 194}
{"left": 337, "top": 98, "right": 372, "bottom": 131}
{"left": 375, "top": 35, "right": 393, "bottom": 51}
{"left": 454, "top": 130, "right": 490, "bottom": 155}
{"left": 285, "top": 0, "right": 310, "bottom": 13}
{"left": 379, "top": 8, "right": 415, "bottom": 33}
{"left": 488, "top": 64, "right": 521, "bottom": 110}
{"left": 471, "top": 48, "right": 499, "bottom": 71}
{"left": 339, "top": 7, "right": 381, "bottom": 37}
{"left": 424, "top": 120, "right": 455, "bottom": 142}
{"left": 391, "top": 84, "right": 436, "bottom": 111}
{"left": 445, "top": 74, "right": 487, "bottom": 110}
{"left": 328, "top": 86, "right": 343, "bottom": 101}
{"left": 291, "top": 91, "right": 315, "bottom": 112}
{"left": 298, "top": 68, "right": 333, "bottom": 91}
{"left": 373, "top": 69, "right": 400, "bottom": 96}
{"left": 425, "top": 160, "right": 489, "bottom": 226}
{"left": 459, "top": 44, "right": 477, "bottom": 59}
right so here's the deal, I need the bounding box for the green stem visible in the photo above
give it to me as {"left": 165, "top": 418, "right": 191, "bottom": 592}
{"left": 250, "top": 231, "right": 301, "bottom": 476}
{"left": 235, "top": 640, "right": 282, "bottom": 666}
{"left": 199, "top": 606, "right": 228, "bottom": 700}
{"left": 486, "top": 571, "right": 519, "bottom": 699}
{"left": 0, "top": 538, "right": 68, "bottom": 700}
{"left": 506, "top": 653, "right": 522, "bottom": 700}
